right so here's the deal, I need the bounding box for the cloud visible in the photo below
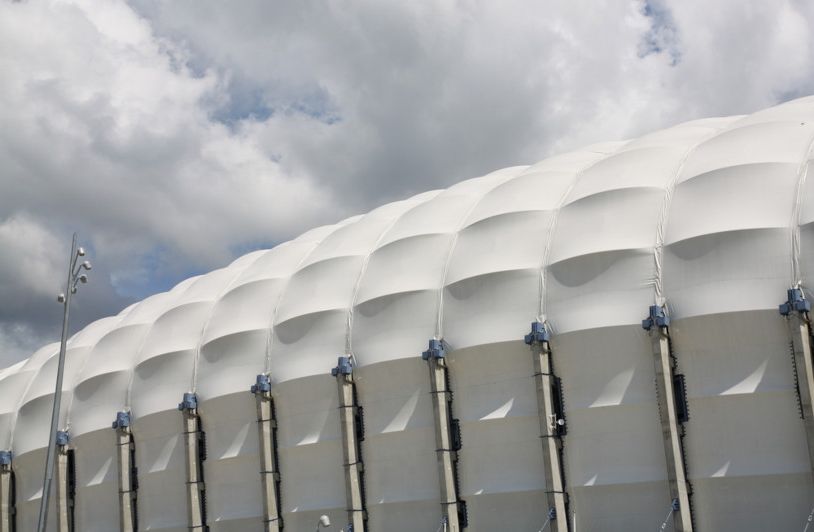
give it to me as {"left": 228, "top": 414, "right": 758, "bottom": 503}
{"left": 0, "top": 215, "right": 127, "bottom": 362}
{"left": 0, "top": 0, "right": 336, "bottom": 364}
{"left": 639, "top": 0, "right": 681, "bottom": 65}
{"left": 1, "top": 0, "right": 814, "bottom": 365}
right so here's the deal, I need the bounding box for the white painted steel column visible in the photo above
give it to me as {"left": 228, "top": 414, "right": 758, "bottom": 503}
{"left": 0, "top": 451, "right": 13, "bottom": 532}
{"left": 643, "top": 306, "right": 693, "bottom": 532}
{"left": 331, "top": 357, "right": 366, "bottom": 532}
{"left": 54, "top": 432, "right": 72, "bottom": 532}
{"left": 780, "top": 289, "right": 814, "bottom": 474}
{"left": 422, "top": 340, "right": 466, "bottom": 531}
{"left": 112, "top": 412, "right": 136, "bottom": 532}
{"left": 178, "top": 393, "right": 207, "bottom": 531}
{"left": 525, "top": 323, "right": 569, "bottom": 532}
{"left": 250, "top": 375, "right": 283, "bottom": 532}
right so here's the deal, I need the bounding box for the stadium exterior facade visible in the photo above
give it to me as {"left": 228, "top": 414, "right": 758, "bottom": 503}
{"left": 2, "top": 97, "right": 814, "bottom": 531}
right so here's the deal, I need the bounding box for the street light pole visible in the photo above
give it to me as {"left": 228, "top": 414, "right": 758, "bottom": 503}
{"left": 36, "top": 233, "right": 92, "bottom": 532}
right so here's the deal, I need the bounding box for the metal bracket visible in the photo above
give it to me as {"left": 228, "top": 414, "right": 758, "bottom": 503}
{"left": 780, "top": 287, "right": 812, "bottom": 316}
{"left": 55, "top": 431, "right": 70, "bottom": 448}
{"left": 332, "top": 356, "right": 354, "bottom": 377}
{"left": 178, "top": 392, "right": 198, "bottom": 411}
{"left": 250, "top": 374, "right": 272, "bottom": 395}
{"left": 642, "top": 305, "right": 670, "bottom": 330}
{"left": 422, "top": 339, "right": 447, "bottom": 360}
{"left": 0, "top": 452, "right": 11, "bottom": 468}
{"left": 112, "top": 411, "right": 131, "bottom": 430}
{"left": 525, "top": 321, "right": 550, "bottom": 344}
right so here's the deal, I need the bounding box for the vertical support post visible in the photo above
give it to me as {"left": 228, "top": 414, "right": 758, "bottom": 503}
{"left": 178, "top": 393, "right": 207, "bottom": 531}
{"left": 112, "top": 412, "right": 136, "bottom": 532}
{"left": 524, "top": 322, "right": 569, "bottom": 532}
{"left": 331, "top": 357, "right": 366, "bottom": 532}
{"left": 643, "top": 306, "right": 693, "bottom": 532}
{"left": 0, "top": 451, "right": 14, "bottom": 532}
{"left": 250, "top": 375, "right": 283, "bottom": 531}
{"left": 54, "top": 431, "right": 72, "bottom": 532}
{"left": 422, "top": 340, "right": 466, "bottom": 531}
{"left": 780, "top": 289, "right": 814, "bottom": 473}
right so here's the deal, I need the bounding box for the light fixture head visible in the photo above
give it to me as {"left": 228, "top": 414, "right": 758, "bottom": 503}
{"left": 319, "top": 515, "right": 331, "bottom": 527}
{"left": 57, "top": 294, "right": 65, "bottom": 303}
{"left": 82, "top": 261, "right": 92, "bottom": 271}
{"left": 77, "top": 247, "right": 85, "bottom": 257}
{"left": 78, "top": 274, "right": 88, "bottom": 284}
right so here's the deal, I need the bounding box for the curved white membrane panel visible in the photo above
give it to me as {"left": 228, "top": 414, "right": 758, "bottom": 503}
{"left": 659, "top": 103, "right": 814, "bottom": 530}
{"left": 15, "top": 315, "right": 126, "bottom": 531}
{"left": 3, "top": 97, "right": 814, "bottom": 531}
{"left": 2, "top": 344, "right": 58, "bottom": 531}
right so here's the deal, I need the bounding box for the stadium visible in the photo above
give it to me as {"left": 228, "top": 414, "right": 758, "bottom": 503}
{"left": 2, "top": 96, "right": 814, "bottom": 531}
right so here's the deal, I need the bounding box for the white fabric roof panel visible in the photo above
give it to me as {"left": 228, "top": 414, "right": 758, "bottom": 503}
{"left": 3, "top": 97, "right": 814, "bottom": 530}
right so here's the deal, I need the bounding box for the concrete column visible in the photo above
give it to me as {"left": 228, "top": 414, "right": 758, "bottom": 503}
{"left": 780, "top": 289, "right": 814, "bottom": 475}
{"left": 643, "top": 306, "right": 694, "bottom": 532}
{"left": 422, "top": 340, "right": 465, "bottom": 531}
{"left": 112, "top": 412, "right": 136, "bottom": 532}
{"left": 0, "top": 451, "right": 14, "bottom": 532}
{"left": 178, "top": 393, "right": 207, "bottom": 531}
{"left": 251, "top": 375, "right": 283, "bottom": 532}
{"left": 332, "top": 357, "right": 366, "bottom": 532}
{"left": 54, "top": 431, "right": 72, "bottom": 532}
{"left": 525, "top": 322, "right": 569, "bottom": 532}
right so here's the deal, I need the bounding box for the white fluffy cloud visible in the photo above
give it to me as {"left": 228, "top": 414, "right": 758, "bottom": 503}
{"left": 1, "top": 0, "right": 814, "bottom": 365}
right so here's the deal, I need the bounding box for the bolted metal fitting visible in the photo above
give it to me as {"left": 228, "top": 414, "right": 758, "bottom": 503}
{"left": 177, "top": 392, "right": 198, "bottom": 411}
{"left": 331, "top": 356, "right": 353, "bottom": 377}
{"left": 111, "top": 410, "right": 131, "bottom": 430}
{"left": 524, "top": 321, "right": 550, "bottom": 345}
{"left": 56, "top": 430, "right": 70, "bottom": 447}
{"left": 250, "top": 374, "right": 272, "bottom": 394}
{"left": 779, "top": 287, "right": 811, "bottom": 316}
{"left": 421, "top": 338, "right": 446, "bottom": 360}
{"left": 642, "top": 305, "right": 670, "bottom": 331}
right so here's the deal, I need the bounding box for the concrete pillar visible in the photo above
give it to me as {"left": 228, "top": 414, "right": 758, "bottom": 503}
{"left": 250, "top": 375, "right": 283, "bottom": 532}
{"left": 112, "top": 411, "right": 136, "bottom": 532}
{"left": 0, "top": 451, "right": 14, "bottom": 532}
{"left": 422, "top": 340, "right": 465, "bottom": 531}
{"left": 780, "top": 289, "right": 814, "bottom": 475}
{"left": 54, "top": 431, "right": 72, "bottom": 532}
{"left": 331, "top": 357, "right": 366, "bottom": 532}
{"left": 178, "top": 393, "right": 207, "bottom": 531}
{"left": 643, "top": 306, "right": 694, "bottom": 532}
{"left": 525, "top": 322, "right": 569, "bottom": 532}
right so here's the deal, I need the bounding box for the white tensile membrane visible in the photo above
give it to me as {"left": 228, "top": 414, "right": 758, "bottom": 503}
{"left": 3, "top": 96, "right": 814, "bottom": 531}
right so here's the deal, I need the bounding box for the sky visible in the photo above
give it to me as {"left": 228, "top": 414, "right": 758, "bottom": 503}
{"left": 1, "top": 0, "right": 814, "bottom": 366}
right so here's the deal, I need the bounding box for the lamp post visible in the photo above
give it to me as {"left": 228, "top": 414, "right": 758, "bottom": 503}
{"left": 36, "top": 233, "right": 92, "bottom": 532}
